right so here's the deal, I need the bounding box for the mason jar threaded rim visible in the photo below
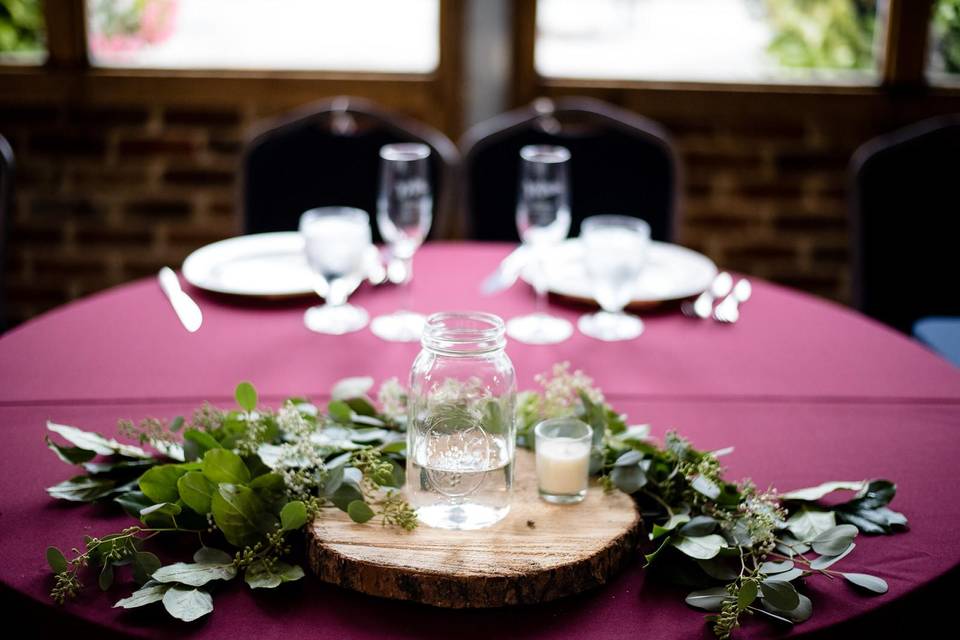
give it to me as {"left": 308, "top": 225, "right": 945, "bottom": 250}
{"left": 421, "top": 311, "right": 506, "bottom": 354}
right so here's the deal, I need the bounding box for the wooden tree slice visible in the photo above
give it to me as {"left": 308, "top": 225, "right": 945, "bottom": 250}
{"left": 307, "top": 449, "right": 641, "bottom": 608}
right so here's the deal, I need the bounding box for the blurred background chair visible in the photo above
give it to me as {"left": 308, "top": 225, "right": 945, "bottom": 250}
{"left": 242, "top": 97, "right": 461, "bottom": 242}
{"left": 0, "top": 134, "right": 13, "bottom": 331}
{"left": 850, "top": 115, "right": 960, "bottom": 360}
{"left": 460, "top": 97, "right": 678, "bottom": 242}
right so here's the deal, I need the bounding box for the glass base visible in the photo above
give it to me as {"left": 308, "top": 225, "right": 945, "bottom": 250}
{"left": 577, "top": 311, "right": 644, "bottom": 341}
{"left": 506, "top": 313, "right": 573, "bottom": 345}
{"left": 370, "top": 310, "right": 426, "bottom": 342}
{"left": 539, "top": 489, "right": 587, "bottom": 504}
{"left": 416, "top": 503, "right": 511, "bottom": 530}
{"left": 304, "top": 303, "right": 369, "bottom": 335}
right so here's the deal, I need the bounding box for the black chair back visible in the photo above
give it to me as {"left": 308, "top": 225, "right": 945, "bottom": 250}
{"left": 242, "top": 97, "right": 460, "bottom": 241}
{"left": 460, "top": 97, "right": 678, "bottom": 241}
{"left": 0, "top": 134, "right": 13, "bottom": 330}
{"left": 851, "top": 115, "right": 960, "bottom": 333}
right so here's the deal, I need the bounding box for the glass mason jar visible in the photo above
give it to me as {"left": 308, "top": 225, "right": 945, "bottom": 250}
{"left": 407, "top": 312, "right": 517, "bottom": 530}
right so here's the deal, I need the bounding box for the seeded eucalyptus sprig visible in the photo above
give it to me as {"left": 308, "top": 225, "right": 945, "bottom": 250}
{"left": 44, "top": 378, "right": 416, "bottom": 621}
{"left": 514, "top": 363, "right": 907, "bottom": 639}
{"left": 43, "top": 363, "right": 908, "bottom": 635}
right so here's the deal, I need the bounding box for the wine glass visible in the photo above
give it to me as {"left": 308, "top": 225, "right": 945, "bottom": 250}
{"left": 577, "top": 215, "right": 650, "bottom": 341}
{"left": 506, "top": 144, "right": 574, "bottom": 345}
{"left": 299, "top": 207, "right": 372, "bottom": 335}
{"left": 370, "top": 143, "right": 433, "bottom": 342}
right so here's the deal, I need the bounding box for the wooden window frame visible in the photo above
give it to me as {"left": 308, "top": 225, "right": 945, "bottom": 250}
{"left": 511, "top": 0, "right": 960, "bottom": 108}
{"left": 0, "top": 0, "right": 464, "bottom": 135}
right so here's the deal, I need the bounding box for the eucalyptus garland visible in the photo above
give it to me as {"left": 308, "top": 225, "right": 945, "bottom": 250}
{"left": 44, "top": 364, "right": 906, "bottom": 637}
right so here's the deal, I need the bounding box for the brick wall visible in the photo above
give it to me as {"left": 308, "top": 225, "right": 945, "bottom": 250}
{"left": 2, "top": 103, "right": 247, "bottom": 325}
{"left": 0, "top": 91, "right": 954, "bottom": 326}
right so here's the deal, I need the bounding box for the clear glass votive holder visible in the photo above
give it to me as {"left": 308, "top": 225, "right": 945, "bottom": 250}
{"left": 535, "top": 417, "right": 593, "bottom": 504}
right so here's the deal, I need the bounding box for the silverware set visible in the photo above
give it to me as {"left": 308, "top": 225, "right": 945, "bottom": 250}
{"left": 682, "top": 271, "right": 752, "bottom": 324}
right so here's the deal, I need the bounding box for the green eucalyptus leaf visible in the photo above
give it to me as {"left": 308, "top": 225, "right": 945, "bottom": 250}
{"left": 82, "top": 459, "right": 156, "bottom": 475}
{"left": 761, "top": 592, "right": 813, "bottom": 623}
{"left": 810, "top": 542, "right": 856, "bottom": 570}
{"left": 139, "top": 501, "right": 182, "bottom": 527}
{"left": 47, "top": 476, "right": 116, "bottom": 502}
{"left": 610, "top": 464, "right": 646, "bottom": 494}
{"left": 786, "top": 508, "right": 836, "bottom": 542}
{"left": 678, "top": 515, "right": 717, "bottom": 537}
{"left": 114, "top": 583, "right": 170, "bottom": 609}
{"left": 810, "top": 524, "right": 858, "bottom": 556}
{"left": 152, "top": 561, "right": 237, "bottom": 587}
{"left": 169, "top": 416, "right": 185, "bottom": 432}
{"left": 114, "top": 491, "right": 154, "bottom": 518}
{"left": 614, "top": 450, "right": 643, "bottom": 467}
{"left": 280, "top": 500, "right": 308, "bottom": 531}
{"left": 331, "top": 376, "right": 374, "bottom": 401}
{"left": 46, "top": 546, "right": 67, "bottom": 573}
{"left": 842, "top": 572, "right": 888, "bottom": 594}
{"left": 347, "top": 500, "right": 375, "bottom": 523}
{"left": 244, "top": 559, "right": 305, "bottom": 589}
{"left": 760, "top": 560, "right": 795, "bottom": 574}
{"left": 133, "top": 552, "right": 161, "bottom": 585}
{"left": 738, "top": 580, "right": 758, "bottom": 609}
{"left": 328, "top": 400, "right": 353, "bottom": 424}
{"left": 331, "top": 483, "right": 364, "bottom": 511}
{"left": 697, "top": 557, "right": 740, "bottom": 581}
{"left": 684, "top": 587, "right": 732, "bottom": 612}
{"left": 138, "top": 464, "right": 187, "bottom": 503}
{"left": 211, "top": 483, "right": 276, "bottom": 548}
{"left": 194, "top": 547, "right": 233, "bottom": 564}
{"left": 184, "top": 429, "right": 222, "bottom": 454}
{"left": 235, "top": 382, "right": 258, "bottom": 412}
{"left": 46, "top": 421, "right": 149, "bottom": 458}
{"left": 670, "top": 534, "right": 726, "bottom": 560}
{"left": 45, "top": 436, "right": 97, "bottom": 465}
{"left": 763, "top": 568, "right": 804, "bottom": 582}
{"left": 643, "top": 537, "right": 670, "bottom": 566}
{"left": 690, "top": 474, "right": 721, "bottom": 500}
{"left": 381, "top": 441, "right": 406, "bottom": 454}
{"left": 650, "top": 513, "right": 691, "bottom": 539}
{"left": 760, "top": 579, "right": 800, "bottom": 610}
{"left": 99, "top": 562, "right": 114, "bottom": 591}
{"left": 345, "top": 397, "right": 378, "bottom": 417}
{"left": 202, "top": 448, "right": 251, "bottom": 485}
{"left": 177, "top": 472, "right": 216, "bottom": 514}
{"left": 162, "top": 586, "right": 213, "bottom": 622}
{"left": 781, "top": 480, "right": 864, "bottom": 502}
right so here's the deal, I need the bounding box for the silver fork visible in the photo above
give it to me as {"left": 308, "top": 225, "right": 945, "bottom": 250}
{"left": 682, "top": 271, "right": 733, "bottom": 319}
{"left": 713, "top": 279, "right": 752, "bottom": 324}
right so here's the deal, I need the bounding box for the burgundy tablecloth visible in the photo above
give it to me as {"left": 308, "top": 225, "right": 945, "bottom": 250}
{"left": 1, "top": 242, "right": 959, "bottom": 640}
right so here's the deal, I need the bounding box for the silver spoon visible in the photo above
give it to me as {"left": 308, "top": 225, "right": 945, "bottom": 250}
{"left": 713, "top": 279, "right": 752, "bottom": 324}
{"left": 682, "top": 272, "right": 733, "bottom": 319}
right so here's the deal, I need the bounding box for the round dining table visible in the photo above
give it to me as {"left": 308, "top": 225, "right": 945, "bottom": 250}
{"left": 1, "top": 242, "right": 958, "bottom": 639}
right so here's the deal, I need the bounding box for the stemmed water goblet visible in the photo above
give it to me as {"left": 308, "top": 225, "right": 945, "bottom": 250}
{"left": 506, "top": 144, "right": 574, "bottom": 345}
{"left": 577, "top": 215, "right": 650, "bottom": 341}
{"left": 370, "top": 143, "right": 433, "bottom": 342}
{"left": 299, "top": 207, "right": 372, "bottom": 335}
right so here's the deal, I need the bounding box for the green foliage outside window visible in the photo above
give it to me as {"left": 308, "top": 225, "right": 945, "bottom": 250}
{"left": 933, "top": 0, "right": 960, "bottom": 73}
{"left": 765, "top": 0, "right": 877, "bottom": 70}
{"left": 0, "top": 0, "right": 43, "bottom": 54}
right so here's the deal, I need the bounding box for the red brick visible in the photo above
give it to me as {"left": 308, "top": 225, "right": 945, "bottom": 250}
{"left": 30, "top": 131, "right": 107, "bottom": 157}
{"left": 163, "top": 168, "right": 235, "bottom": 186}
{"left": 117, "top": 136, "right": 197, "bottom": 156}
{"left": 125, "top": 199, "right": 192, "bottom": 220}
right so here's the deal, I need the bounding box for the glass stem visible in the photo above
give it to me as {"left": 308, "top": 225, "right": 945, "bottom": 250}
{"left": 401, "top": 255, "right": 414, "bottom": 313}
{"left": 533, "top": 248, "right": 548, "bottom": 317}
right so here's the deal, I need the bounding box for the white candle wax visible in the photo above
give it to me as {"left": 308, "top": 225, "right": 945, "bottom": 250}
{"left": 536, "top": 437, "right": 591, "bottom": 495}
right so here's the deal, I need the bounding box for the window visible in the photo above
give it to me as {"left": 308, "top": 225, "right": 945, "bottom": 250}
{"left": 86, "top": 0, "right": 440, "bottom": 73}
{"left": 0, "top": 0, "right": 45, "bottom": 64}
{"left": 534, "top": 0, "right": 880, "bottom": 84}
{"left": 929, "top": 0, "right": 960, "bottom": 80}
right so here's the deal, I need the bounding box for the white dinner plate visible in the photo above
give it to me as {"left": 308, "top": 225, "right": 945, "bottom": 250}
{"left": 521, "top": 239, "right": 718, "bottom": 309}
{"left": 182, "top": 232, "right": 315, "bottom": 297}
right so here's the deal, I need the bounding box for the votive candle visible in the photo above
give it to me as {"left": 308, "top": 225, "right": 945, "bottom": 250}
{"left": 535, "top": 417, "right": 593, "bottom": 504}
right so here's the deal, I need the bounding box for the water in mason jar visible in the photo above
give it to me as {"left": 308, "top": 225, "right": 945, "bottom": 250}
{"left": 409, "top": 424, "right": 513, "bottom": 530}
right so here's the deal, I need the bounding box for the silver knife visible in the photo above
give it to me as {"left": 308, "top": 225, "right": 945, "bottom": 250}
{"left": 158, "top": 267, "right": 203, "bottom": 332}
{"left": 480, "top": 245, "right": 530, "bottom": 295}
